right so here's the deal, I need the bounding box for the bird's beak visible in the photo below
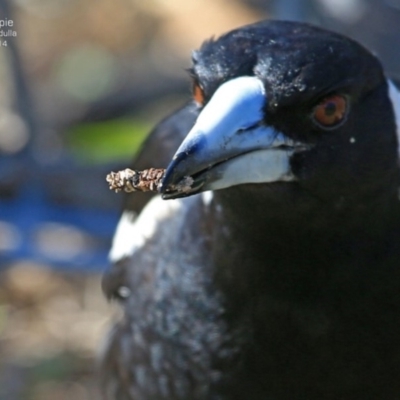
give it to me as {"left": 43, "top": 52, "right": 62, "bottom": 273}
{"left": 160, "top": 76, "right": 305, "bottom": 199}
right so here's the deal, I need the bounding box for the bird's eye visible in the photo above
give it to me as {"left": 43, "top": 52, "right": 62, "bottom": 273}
{"left": 193, "top": 81, "right": 205, "bottom": 105}
{"left": 312, "top": 95, "right": 348, "bottom": 129}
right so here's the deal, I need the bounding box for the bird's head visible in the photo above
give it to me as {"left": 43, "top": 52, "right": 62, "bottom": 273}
{"left": 160, "top": 21, "right": 399, "bottom": 205}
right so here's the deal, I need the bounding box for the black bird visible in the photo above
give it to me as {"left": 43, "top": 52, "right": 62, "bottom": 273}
{"left": 101, "top": 20, "right": 400, "bottom": 400}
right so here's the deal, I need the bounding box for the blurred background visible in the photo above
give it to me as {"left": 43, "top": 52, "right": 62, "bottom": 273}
{"left": 0, "top": 0, "right": 399, "bottom": 398}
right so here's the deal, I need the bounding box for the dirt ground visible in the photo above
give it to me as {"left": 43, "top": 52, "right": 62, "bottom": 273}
{"left": 0, "top": 261, "right": 115, "bottom": 400}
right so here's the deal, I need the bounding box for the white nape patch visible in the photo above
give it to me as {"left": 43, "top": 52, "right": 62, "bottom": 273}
{"left": 109, "top": 196, "right": 184, "bottom": 263}
{"left": 387, "top": 80, "right": 400, "bottom": 157}
{"left": 201, "top": 191, "right": 214, "bottom": 206}
{"left": 109, "top": 210, "right": 137, "bottom": 262}
{"left": 349, "top": 137, "right": 356, "bottom": 144}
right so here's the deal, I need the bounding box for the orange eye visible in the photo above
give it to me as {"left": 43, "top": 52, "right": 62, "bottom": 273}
{"left": 193, "top": 81, "right": 205, "bottom": 105}
{"left": 312, "top": 95, "right": 348, "bottom": 129}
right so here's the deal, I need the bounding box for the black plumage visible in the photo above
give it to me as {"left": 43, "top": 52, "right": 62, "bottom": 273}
{"left": 101, "top": 20, "right": 400, "bottom": 399}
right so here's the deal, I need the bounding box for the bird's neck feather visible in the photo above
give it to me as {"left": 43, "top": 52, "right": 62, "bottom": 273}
{"left": 211, "top": 184, "right": 400, "bottom": 307}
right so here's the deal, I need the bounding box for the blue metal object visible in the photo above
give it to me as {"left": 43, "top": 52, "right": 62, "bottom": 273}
{"left": 0, "top": 186, "right": 119, "bottom": 271}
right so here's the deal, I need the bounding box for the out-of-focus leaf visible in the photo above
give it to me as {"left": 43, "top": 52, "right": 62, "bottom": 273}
{"left": 67, "top": 119, "right": 150, "bottom": 164}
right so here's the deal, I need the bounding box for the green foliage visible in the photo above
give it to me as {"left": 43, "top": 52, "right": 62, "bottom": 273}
{"left": 67, "top": 119, "right": 150, "bottom": 164}
{"left": 30, "top": 353, "right": 78, "bottom": 382}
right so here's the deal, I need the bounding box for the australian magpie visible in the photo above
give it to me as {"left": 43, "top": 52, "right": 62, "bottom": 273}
{"left": 101, "top": 20, "right": 400, "bottom": 400}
